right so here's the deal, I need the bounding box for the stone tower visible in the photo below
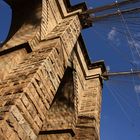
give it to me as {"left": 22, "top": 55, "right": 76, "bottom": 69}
{"left": 0, "top": 0, "right": 107, "bottom": 140}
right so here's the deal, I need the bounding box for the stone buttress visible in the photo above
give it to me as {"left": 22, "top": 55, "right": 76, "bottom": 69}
{"left": 0, "top": 0, "right": 107, "bottom": 140}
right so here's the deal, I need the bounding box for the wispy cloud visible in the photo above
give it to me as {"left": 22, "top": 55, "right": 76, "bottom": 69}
{"left": 127, "top": 33, "right": 140, "bottom": 50}
{"left": 108, "top": 27, "right": 117, "bottom": 41}
{"left": 127, "top": 39, "right": 140, "bottom": 58}
{"left": 131, "top": 60, "right": 140, "bottom": 65}
{"left": 134, "top": 33, "right": 140, "bottom": 38}
{"left": 88, "top": 7, "right": 95, "bottom": 17}
{"left": 107, "top": 27, "right": 120, "bottom": 46}
{"left": 128, "top": 40, "right": 140, "bottom": 49}
{"left": 134, "top": 85, "right": 140, "bottom": 93}
{"left": 106, "top": 66, "right": 110, "bottom": 72}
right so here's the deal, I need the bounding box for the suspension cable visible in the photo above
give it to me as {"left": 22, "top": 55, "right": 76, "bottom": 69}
{"left": 116, "top": 1, "right": 140, "bottom": 59}
{"left": 92, "top": 28, "right": 136, "bottom": 67}
{"left": 81, "top": 0, "right": 140, "bottom": 15}
{"left": 107, "top": 81, "right": 140, "bottom": 116}
{"left": 102, "top": 70, "right": 140, "bottom": 77}
{"left": 106, "top": 84, "right": 133, "bottom": 124}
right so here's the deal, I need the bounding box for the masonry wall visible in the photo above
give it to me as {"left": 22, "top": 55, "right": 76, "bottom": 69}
{"left": 0, "top": 0, "right": 105, "bottom": 140}
{"left": 72, "top": 42, "right": 102, "bottom": 140}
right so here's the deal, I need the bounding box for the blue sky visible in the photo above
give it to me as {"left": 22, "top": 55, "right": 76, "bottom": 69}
{"left": 0, "top": 0, "right": 140, "bottom": 140}
{"left": 0, "top": 0, "right": 11, "bottom": 43}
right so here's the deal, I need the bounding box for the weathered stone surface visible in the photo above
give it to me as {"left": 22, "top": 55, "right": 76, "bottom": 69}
{"left": 0, "top": 49, "right": 27, "bottom": 81}
{"left": 0, "top": 41, "right": 66, "bottom": 139}
{"left": 0, "top": 0, "right": 106, "bottom": 140}
{"left": 71, "top": 41, "right": 103, "bottom": 140}
{"left": 38, "top": 133, "right": 72, "bottom": 140}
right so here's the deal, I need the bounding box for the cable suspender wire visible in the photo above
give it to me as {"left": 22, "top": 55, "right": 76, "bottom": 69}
{"left": 95, "top": 20, "right": 140, "bottom": 41}
{"left": 106, "top": 83, "right": 134, "bottom": 125}
{"left": 92, "top": 28, "right": 136, "bottom": 67}
{"left": 125, "top": 32, "right": 136, "bottom": 67}
{"left": 107, "top": 80, "right": 140, "bottom": 116}
{"left": 107, "top": 78, "right": 140, "bottom": 85}
{"left": 116, "top": 1, "right": 140, "bottom": 59}
{"left": 107, "top": 81, "right": 140, "bottom": 117}
{"left": 131, "top": 69, "right": 140, "bottom": 107}
{"left": 115, "top": 1, "right": 140, "bottom": 107}
{"left": 116, "top": 6, "right": 136, "bottom": 66}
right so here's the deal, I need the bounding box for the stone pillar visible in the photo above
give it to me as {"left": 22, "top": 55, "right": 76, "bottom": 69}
{"left": 75, "top": 77, "right": 102, "bottom": 140}
{"left": 37, "top": 68, "right": 75, "bottom": 140}
{"left": 1, "top": 0, "right": 107, "bottom": 139}
{"left": 0, "top": 15, "right": 81, "bottom": 140}
{"left": 0, "top": 41, "right": 64, "bottom": 140}
{"left": 72, "top": 41, "right": 106, "bottom": 140}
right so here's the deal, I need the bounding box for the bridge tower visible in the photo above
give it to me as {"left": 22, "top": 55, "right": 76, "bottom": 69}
{"left": 0, "top": 0, "right": 106, "bottom": 139}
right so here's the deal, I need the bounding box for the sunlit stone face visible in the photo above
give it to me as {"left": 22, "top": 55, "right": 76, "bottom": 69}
{"left": 0, "top": 0, "right": 12, "bottom": 43}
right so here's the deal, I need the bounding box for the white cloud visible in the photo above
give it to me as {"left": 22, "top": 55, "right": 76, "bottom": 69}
{"left": 134, "top": 85, "right": 140, "bottom": 93}
{"left": 128, "top": 40, "right": 140, "bottom": 49}
{"left": 134, "top": 33, "right": 140, "bottom": 38}
{"left": 108, "top": 27, "right": 117, "bottom": 41}
{"left": 106, "top": 66, "right": 110, "bottom": 72}
{"left": 107, "top": 27, "right": 120, "bottom": 46}
{"left": 132, "top": 60, "right": 140, "bottom": 65}
{"left": 116, "top": 38, "right": 121, "bottom": 46}
{"left": 88, "top": 7, "right": 95, "bottom": 17}
{"left": 88, "top": 6, "right": 93, "bottom": 9}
